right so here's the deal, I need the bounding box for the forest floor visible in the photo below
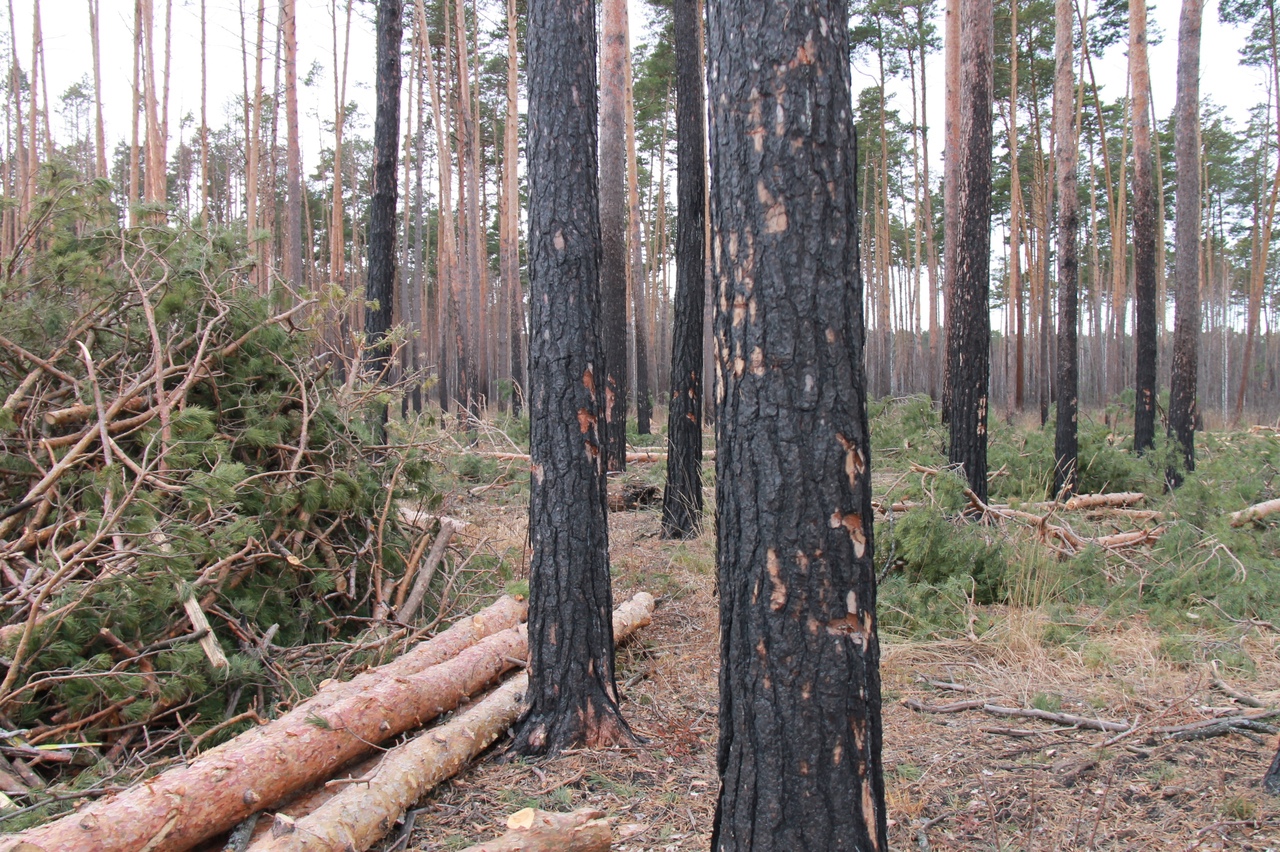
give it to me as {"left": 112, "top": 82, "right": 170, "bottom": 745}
{"left": 391, "top": 459, "right": 1280, "bottom": 852}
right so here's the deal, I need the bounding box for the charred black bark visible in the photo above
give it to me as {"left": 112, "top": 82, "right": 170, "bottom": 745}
{"left": 707, "top": 0, "right": 886, "bottom": 848}
{"left": 1168, "top": 0, "right": 1204, "bottom": 486}
{"left": 1052, "top": 0, "right": 1079, "bottom": 498}
{"left": 1132, "top": 0, "right": 1158, "bottom": 456}
{"left": 660, "top": 0, "right": 706, "bottom": 541}
{"left": 365, "top": 0, "right": 403, "bottom": 400}
{"left": 947, "top": 0, "right": 994, "bottom": 504}
{"left": 510, "top": 0, "right": 631, "bottom": 756}
{"left": 1265, "top": 744, "right": 1280, "bottom": 794}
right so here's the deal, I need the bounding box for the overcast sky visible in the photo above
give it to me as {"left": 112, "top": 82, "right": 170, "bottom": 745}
{"left": 13, "top": 0, "right": 1261, "bottom": 180}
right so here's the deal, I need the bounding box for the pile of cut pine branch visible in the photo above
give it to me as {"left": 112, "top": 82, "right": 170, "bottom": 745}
{"left": 0, "top": 206, "right": 460, "bottom": 815}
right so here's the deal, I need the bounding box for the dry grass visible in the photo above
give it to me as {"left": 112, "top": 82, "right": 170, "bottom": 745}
{"left": 387, "top": 460, "right": 1280, "bottom": 852}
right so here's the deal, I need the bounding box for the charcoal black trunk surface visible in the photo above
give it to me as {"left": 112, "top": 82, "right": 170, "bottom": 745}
{"left": 707, "top": 0, "right": 886, "bottom": 848}
{"left": 660, "top": 0, "right": 707, "bottom": 540}
{"left": 511, "top": 0, "right": 630, "bottom": 756}
{"left": 946, "top": 0, "right": 994, "bottom": 504}
{"left": 365, "top": 0, "right": 403, "bottom": 391}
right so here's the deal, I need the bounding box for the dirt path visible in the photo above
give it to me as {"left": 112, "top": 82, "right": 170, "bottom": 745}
{"left": 397, "top": 502, "right": 1280, "bottom": 851}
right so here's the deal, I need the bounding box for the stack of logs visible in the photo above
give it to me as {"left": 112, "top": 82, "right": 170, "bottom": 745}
{"left": 1, "top": 592, "right": 656, "bottom": 852}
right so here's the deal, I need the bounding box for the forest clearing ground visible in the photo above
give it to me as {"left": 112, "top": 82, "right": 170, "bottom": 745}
{"left": 397, "top": 464, "right": 1280, "bottom": 851}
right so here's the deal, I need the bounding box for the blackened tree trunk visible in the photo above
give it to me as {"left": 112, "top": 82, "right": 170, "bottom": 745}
{"left": 1265, "top": 744, "right": 1280, "bottom": 793}
{"left": 1131, "top": 0, "right": 1158, "bottom": 454}
{"left": 600, "top": 0, "right": 629, "bottom": 472}
{"left": 1168, "top": 0, "right": 1204, "bottom": 485}
{"left": 941, "top": 0, "right": 960, "bottom": 422}
{"left": 707, "top": 0, "right": 886, "bottom": 847}
{"left": 660, "top": 0, "right": 706, "bottom": 541}
{"left": 1052, "top": 0, "right": 1079, "bottom": 498}
{"left": 947, "top": 0, "right": 994, "bottom": 504}
{"left": 365, "top": 0, "right": 403, "bottom": 391}
{"left": 510, "top": 0, "right": 632, "bottom": 756}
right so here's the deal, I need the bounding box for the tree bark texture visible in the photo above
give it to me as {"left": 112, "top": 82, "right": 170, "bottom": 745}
{"left": 512, "top": 0, "right": 631, "bottom": 756}
{"left": 946, "top": 0, "right": 994, "bottom": 503}
{"left": 1131, "top": 0, "right": 1158, "bottom": 454}
{"left": 1168, "top": 0, "right": 1204, "bottom": 484}
{"left": 600, "top": 0, "right": 630, "bottom": 472}
{"left": 365, "top": 0, "right": 402, "bottom": 382}
{"left": 1, "top": 597, "right": 527, "bottom": 852}
{"left": 661, "top": 0, "right": 707, "bottom": 541}
{"left": 706, "top": 0, "right": 887, "bottom": 848}
{"left": 248, "top": 595, "right": 653, "bottom": 852}
{"left": 1052, "top": 0, "right": 1079, "bottom": 498}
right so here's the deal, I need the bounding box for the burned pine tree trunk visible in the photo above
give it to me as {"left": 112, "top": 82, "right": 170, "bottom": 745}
{"left": 946, "top": 0, "right": 994, "bottom": 504}
{"left": 511, "top": 0, "right": 632, "bottom": 756}
{"left": 1052, "top": 0, "right": 1079, "bottom": 498}
{"left": 660, "top": 0, "right": 707, "bottom": 541}
{"left": 707, "top": 0, "right": 886, "bottom": 847}
{"left": 366, "top": 0, "right": 403, "bottom": 393}
{"left": 1131, "top": 0, "right": 1158, "bottom": 455}
{"left": 1168, "top": 0, "right": 1204, "bottom": 485}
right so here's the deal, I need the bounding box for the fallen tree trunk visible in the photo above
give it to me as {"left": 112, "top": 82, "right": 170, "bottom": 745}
{"left": 1, "top": 596, "right": 530, "bottom": 852}
{"left": 248, "top": 593, "right": 655, "bottom": 852}
{"left": 1231, "top": 497, "right": 1280, "bottom": 527}
{"left": 455, "top": 808, "right": 612, "bottom": 852}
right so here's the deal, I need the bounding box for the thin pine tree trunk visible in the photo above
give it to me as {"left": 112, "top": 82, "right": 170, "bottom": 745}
{"left": 600, "top": 0, "right": 629, "bottom": 470}
{"left": 624, "top": 24, "right": 652, "bottom": 435}
{"left": 947, "top": 0, "right": 994, "bottom": 503}
{"left": 502, "top": 0, "right": 523, "bottom": 413}
{"left": 88, "top": 0, "right": 107, "bottom": 180}
{"left": 1132, "top": 0, "right": 1159, "bottom": 452}
{"left": 1169, "top": 0, "right": 1204, "bottom": 482}
{"left": 282, "top": 0, "right": 303, "bottom": 291}
{"left": 660, "top": 0, "right": 705, "bottom": 540}
{"left": 1053, "top": 0, "right": 1080, "bottom": 496}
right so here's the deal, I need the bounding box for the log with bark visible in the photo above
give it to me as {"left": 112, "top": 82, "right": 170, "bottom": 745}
{"left": 454, "top": 808, "right": 612, "bottom": 852}
{"left": 0, "top": 596, "right": 528, "bottom": 852}
{"left": 1230, "top": 497, "right": 1280, "bottom": 527}
{"left": 245, "top": 593, "right": 654, "bottom": 852}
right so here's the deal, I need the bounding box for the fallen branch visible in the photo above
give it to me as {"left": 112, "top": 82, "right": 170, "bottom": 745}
{"left": 248, "top": 593, "right": 654, "bottom": 852}
{"left": 1, "top": 596, "right": 529, "bottom": 852}
{"left": 905, "top": 697, "right": 1130, "bottom": 732}
{"left": 1230, "top": 497, "right": 1280, "bottom": 527}
{"left": 455, "top": 808, "right": 612, "bottom": 852}
{"left": 1149, "top": 709, "right": 1279, "bottom": 739}
{"left": 980, "top": 704, "right": 1130, "bottom": 733}
{"left": 1209, "top": 661, "right": 1265, "bottom": 708}
{"left": 904, "top": 698, "right": 988, "bottom": 713}
{"left": 398, "top": 518, "right": 462, "bottom": 624}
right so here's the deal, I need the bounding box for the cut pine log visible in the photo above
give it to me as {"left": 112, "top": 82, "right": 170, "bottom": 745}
{"left": 455, "top": 808, "right": 612, "bottom": 852}
{"left": 1230, "top": 497, "right": 1280, "bottom": 527}
{"left": 1063, "top": 492, "right": 1145, "bottom": 511}
{"left": 246, "top": 593, "right": 654, "bottom": 852}
{"left": 0, "top": 596, "right": 528, "bottom": 852}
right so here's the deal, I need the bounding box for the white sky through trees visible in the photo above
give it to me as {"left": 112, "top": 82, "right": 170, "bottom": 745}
{"left": 20, "top": 1, "right": 1256, "bottom": 180}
